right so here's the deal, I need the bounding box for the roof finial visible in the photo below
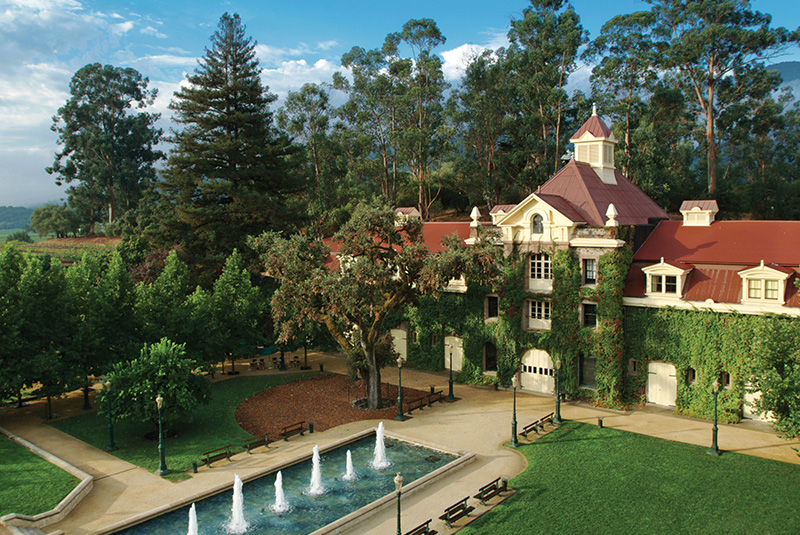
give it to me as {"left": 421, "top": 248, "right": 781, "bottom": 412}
{"left": 592, "top": 102, "right": 597, "bottom": 116}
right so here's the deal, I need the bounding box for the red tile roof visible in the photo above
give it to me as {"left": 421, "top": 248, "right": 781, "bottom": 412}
{"left": 680, "top": 200, "right": 718, "bottom": 212}
{"left": 536, "top": 193, "right": 587, "bottom": 223}
{"left": 537, "top": 160, "right": 670, "bottom": 226}
{"left": 490, "top": 204, "right": 517, "bottom": 214}
{"left": 634, "top": 220, "right": 800, "bottom": 266}
{"left": 570, "top": 114, "right": 612, "bottom": 140}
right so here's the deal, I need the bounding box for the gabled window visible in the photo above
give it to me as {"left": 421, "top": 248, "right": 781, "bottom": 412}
{"left": 583, "top": 258, "right": 597, "bottom": 285}
{"left": 530, "top": 253, "right": 552, "bottom": 280}
{"left": 532, "top": 214, "right": 544, "bottom": 234}
{"left": 738, "top": 261, "right": 791, "bottom": 305}
{"left": 642, "top": 258, "right": 692, "bottom": 299}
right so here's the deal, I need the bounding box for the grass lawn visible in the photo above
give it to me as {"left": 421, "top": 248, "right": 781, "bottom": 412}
{"left": 460, "top": 421, "right": 800, "bottom": 535}
{"left": 52, "top": 373, "right": 317, "bottom": 481}
{"left": 0, "top": 436, "right": 80, "bottom": 516}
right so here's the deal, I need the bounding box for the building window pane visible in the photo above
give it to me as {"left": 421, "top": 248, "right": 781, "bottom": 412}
{"left": 748, "top": 279, "right": 762, "bottom": 299}
{"left": 530, "top": 300, "right": 551, "bottom": 320}
{"left": 651, "top": 275, "right": 663, "bottom": 293}
{"left": 584, "top": 258, "right": 597, "bottom": 285}
{"left": 579, "top": 354, "right": 597, "bottom": 388}
{"left": 583, "top": 304, "right": 597, "bottom": 329}
{"left": 665, "top": 275, "right": 677, "bottom": 294}
{"left": 765, "top": 280, "right": 779, "bottom": 300}
{"left": 532, "top": 214, "right": 543, "bottom": 234}
{"left": 486, "top": 295, "right": 499, "bottom": 318}
{"left": 530, "top": 253, "right": 552, "bottom": 280}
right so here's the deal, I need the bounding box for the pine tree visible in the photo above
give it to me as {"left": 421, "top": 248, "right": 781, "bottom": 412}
{"left": 161, "top": 13, "right": 303, "bottom": 268}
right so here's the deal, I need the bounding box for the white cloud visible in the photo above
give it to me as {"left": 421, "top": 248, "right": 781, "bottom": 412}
{"left": 441, "top": 43, "right": 487, "bottom": 81}
{"left": 136, "top": 54, "right": 198, "bottom": 67}
{"left": 261, "top": 59, "right": 343, "bottom": 101}
{"left": 317, "top": 40, "right": 338, "bottom": 51}
{"left": 112, "top": 20, "right": 134, "bottom": 35}
{"left": 141, "top": 26, "right": 167, "bottom": 39}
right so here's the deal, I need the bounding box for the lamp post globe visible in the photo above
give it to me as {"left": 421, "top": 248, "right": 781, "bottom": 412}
{"left": 104, "top": 381, "right": 117, "bottom": 452}
{"left": 394, "top": 472, "right": 404, "bottom": 535}
{"left": 554, "top": 358, "right": 562, "bottom": 424}
{"left": 708, "top": 379, "right": 721, "bottom": 456}
{"left": 510, "top": 375, "right": 519, "bottom": 447}
{"left": 156, "top": 394, "right": 169, "bottom": 475}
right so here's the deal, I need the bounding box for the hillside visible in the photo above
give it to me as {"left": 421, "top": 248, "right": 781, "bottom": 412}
{"left": 0, "top": 206, "right": 33, "bottom": 230}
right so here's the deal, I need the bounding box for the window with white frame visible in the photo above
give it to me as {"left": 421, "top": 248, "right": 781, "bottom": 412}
{"left": 738, "top": 262, "right": 790, "bottom": 305}
{"left": 583, "top": 258, "right": 597, "bottom": 285}
{"left": 530, "top": 300, "right": 551, "bottom": 320}
{"left": 748, "top": 278, "right": 779, "bottom": 300}
{"left": 530, "top": 253, "right": 552, "bottom": 280}
{"left": 650, "top": 274, "right": 678, "bottom": 294}
{"left": 532, "top": 214, "right": 544, "bottom": 234}
{"left": 642, "top": 259, "right": 691, "bottom": 300}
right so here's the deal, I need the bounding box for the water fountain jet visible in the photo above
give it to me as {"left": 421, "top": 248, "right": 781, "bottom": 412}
{"left": 187, "top": 503, "right": 198, "bottom": 535}
{"left": 270, "top": 471, "right": 290, "bottom": 513}
{"left": 307, "top": 445, "right": 325, "bottom": 495}
{"left": 370, "top": 422, "right": 390, "bottom": 469}
{"left": 343, "top": 450, "right": 356, "bottom": 481}
{"left": 227, "top": 474, "right": 249, "bottom": 533}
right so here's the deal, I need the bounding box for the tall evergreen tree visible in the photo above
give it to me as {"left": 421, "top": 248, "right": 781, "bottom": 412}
{"left": 161, "top": 13, "right": 302, "bottom": 268}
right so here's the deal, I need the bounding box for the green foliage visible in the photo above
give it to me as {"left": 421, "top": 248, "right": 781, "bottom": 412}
{"left": 161, "top": 12, "right": 302, "bottom": 268}
{"left": 30, "top": 204, "right": 79, "bottom": 238}
{"left": 4, "top": 230, "right": 32, "bottom": 243}
{"left": 0, "top": 436, "right": 80, "bottom": 517}
{"left": 0, "top": 206, "right": 34, "bottom": 231}
{"left": 101, "top": 338, "right": 211, "bottom": 430}
{"left": 459, "top": 421, "right": 800, "bottom": 534}
{"left": 48, "top": 63, "right": 162, "bottom": 231}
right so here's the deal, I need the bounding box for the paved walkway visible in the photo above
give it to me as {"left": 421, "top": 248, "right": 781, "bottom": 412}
{"left": 1, "top": 351, "right": 798, "bottom": 535}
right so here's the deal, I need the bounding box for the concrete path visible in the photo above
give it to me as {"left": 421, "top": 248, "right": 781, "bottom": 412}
{"left": 1, "top": 351, "right": 797, "bottom": 535}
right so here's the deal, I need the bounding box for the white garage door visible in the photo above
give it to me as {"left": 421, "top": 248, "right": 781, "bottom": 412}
{"left": 444, "top": 336, "right": 463, "bottom": 372}
{"left": 520, "top": 349, "right": 555, "bottom": 394}
{"left": 646, "top": 361, "right": 677, "bottom": 407}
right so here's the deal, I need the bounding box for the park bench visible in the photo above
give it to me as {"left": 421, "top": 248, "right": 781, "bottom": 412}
{"left": 404, "top": 518, "right": 438, "bottom": 535}
{"left": 243, "top": 434, "right": 270, "bottom": 453}
{"left": 520, "top": 411, "right": 554, "bottom": 439}
{"left": 428, "top": 390, "right": 444, "bottom": 406}
{"left": 201, "top": 444, "right": 233, "bottom": 467}
{"left": 407, "top": 397, "right": 426, "bottom": 413}
{"left": 280, "top": 421, "right": 306, "bottom": 441}
{"left": 473, "top": 477, "right": 504, "bottom": 505}
{"left": 438, "top": 496, "right": 474, "bottom": 527}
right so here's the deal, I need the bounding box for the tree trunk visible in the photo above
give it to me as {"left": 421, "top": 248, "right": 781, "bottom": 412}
{"left": 362, "top": 346, "right": 383, "bottom": 410}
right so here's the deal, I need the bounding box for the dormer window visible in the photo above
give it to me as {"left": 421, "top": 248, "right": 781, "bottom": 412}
{"left": 532, "top": 214, "right": 544, "bottom": 234}
{"left": 642, "top": 258, "right": 692, "bottom": 299}
{"left": 739, "top": 261, "right": 791, "bottom": 305}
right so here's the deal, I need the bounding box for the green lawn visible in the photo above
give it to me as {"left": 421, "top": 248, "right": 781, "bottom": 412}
{"left": 461, "top": 421, "right": 800, "bottom": 535}
{"left": 0, "top": 436, "right": 80, "bottom": 516}
{"left": 52, "top": 373, "right": 316, "bottom": 480}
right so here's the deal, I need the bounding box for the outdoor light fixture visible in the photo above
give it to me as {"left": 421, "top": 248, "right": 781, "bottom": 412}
{"left": 156, "top": 394, "right": 169, "bottom": 475}
{"left": 105, "top": 381, "right": 117, "bottom": 452}
{"left": 510, "top": 374, "right": 519, "bottom": 447}
{"left": 447, "top": 349, "right": 455, "bottom": 401}
{"left": 394, "top": 472, "right": 404, "bottom": 535}
{"left": 554, "top": 358, "right": 562, "bottom": 424}
{"left": 396, "top": 358, "right": 406, "bottom": 421}
{"left": 709, "top": 378, "right": 721, "bottom": 456}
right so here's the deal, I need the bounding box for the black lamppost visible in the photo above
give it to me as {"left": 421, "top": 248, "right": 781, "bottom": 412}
{"left": 510, "top": 375, "right": 519, "bottom": 447}
{"left": 156, "top": 394, "right": 169, "bottom": 475}
{"left": 394, "top": 472, "right": 404, "bottom": 535}
{"left": 708, "top": 378, "right": 721, "bottom": 456}
{"left": 554, "top": 358, "right": 562, "bottom": 424}
{"left": 396, "top": 358, "right": 406, "bottom": 421}
{"left": 447, "top": 349, "right": 455, "bottom": 401}
{"left": 104, "top": 381, "right": 117, "bottom": 452}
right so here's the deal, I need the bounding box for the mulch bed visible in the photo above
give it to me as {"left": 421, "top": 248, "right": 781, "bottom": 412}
{"left": 234, "top": 374, "right": 429, "bottom": 439}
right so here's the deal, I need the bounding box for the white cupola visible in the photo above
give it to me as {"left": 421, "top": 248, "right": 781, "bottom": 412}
{"left": 570, "top": 103, "right": 619, "bottom": 185}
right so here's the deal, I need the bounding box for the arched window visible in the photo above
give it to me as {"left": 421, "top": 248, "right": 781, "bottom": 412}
{"left": 532, "top": 214, "right": 544, "bottom": 234}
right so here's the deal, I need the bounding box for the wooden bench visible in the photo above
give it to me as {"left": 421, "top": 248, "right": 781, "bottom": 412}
{"left": 520, "top": 411, "right": 555, "bottom": 439}
{"left": 404, "top": 518, "right": 438, "bottom": 535}
{"left": 438, "top": 496, "right": 474, "bottom": 527}
{"left": 473, "top": 477, "right": 504, "bottom": 504}
{"left": 202, "top": 444, "right": 233, "bottom": 467}
{"left": 428, "top": 390, "right": 444, "bottom": 406}
{"left": 280, "top": 421, "right": 305, "bottom": 441}
{"left": 243, "top": 434, "right": 269, "bottom": 453}
{"left": 407, "top": 397, "right": 426, "bottom": 413}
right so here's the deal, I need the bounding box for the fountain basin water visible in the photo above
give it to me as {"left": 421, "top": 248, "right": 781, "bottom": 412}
{"left": 108, "top": 429, "right": 474, "bottom": 535}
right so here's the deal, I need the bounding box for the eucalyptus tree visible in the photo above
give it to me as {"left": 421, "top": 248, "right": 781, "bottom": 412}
{"left": 161, "top": 13, "right": 302, "bottom": 268}
{"left": 48, "top": 63, "right": 162, "bottom": 232}
{"left": 644, "top": 0, "right": 798, "bottom": 194}
{"left": 505, "top": 0, "right": 588, "bottom": 186}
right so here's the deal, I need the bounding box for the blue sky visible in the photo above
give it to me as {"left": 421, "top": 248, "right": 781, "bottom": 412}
{"left": 1, "top": 0, "right": 799, "bottom": 207}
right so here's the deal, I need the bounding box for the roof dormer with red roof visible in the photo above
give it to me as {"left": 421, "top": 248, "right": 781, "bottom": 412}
{"left": 570, "top": 103, "right": 619, "bottom": 185}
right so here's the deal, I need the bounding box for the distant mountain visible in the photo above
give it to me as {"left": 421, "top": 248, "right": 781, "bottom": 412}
{"left": 0, "top": 206, "right": 34, "bottom": 230}
{"left": 768, "top": 61, "right": 800, "bottom": 99}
